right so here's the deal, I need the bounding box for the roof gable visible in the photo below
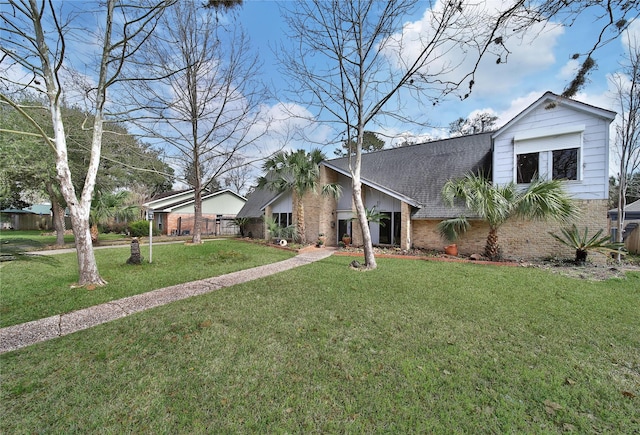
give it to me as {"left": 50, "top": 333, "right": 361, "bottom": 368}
{"left": 493, "top": 92, "right": 616, "bottom": 139}
{"left": 323, "top": 132, "right": 493, "bottom": 218}
{"left": 236, "top": 187, "right": 280, "bottom": 218}
{"left": 146, "top": 189, "right": 245, "bottom": 212}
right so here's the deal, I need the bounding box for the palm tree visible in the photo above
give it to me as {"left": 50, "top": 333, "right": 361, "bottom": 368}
{"left": 440, "top": 173, "right": 578, "bottom": 259}
{"left": 257, "top": 149, "right": 340, "bottom": 243}
{"left": 90, "top": 191, "right": 139, "bottom": 243}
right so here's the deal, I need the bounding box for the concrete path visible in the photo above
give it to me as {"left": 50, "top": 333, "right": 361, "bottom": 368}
{"left": 0, "top": 247, "right": 336, "bottom": 354}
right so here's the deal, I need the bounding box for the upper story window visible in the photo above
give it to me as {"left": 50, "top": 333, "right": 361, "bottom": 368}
{"left": 513, "top": 126, "right": 584, "bottom": 184}
{"left": 516, "top": 152, "right": 539, "bottom": 183}
{"left": 552, "top": 148, "right": 578, "bottom": 180}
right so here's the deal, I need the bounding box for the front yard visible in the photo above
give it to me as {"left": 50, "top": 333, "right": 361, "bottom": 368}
{"left": 1, "top": 246, "right": 638, "bottom": 433}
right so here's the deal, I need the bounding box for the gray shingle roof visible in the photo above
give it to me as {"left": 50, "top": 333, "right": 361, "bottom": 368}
{"left": 324, "top": 132, "right": 493, "bottom": 219}
{"left": 236, "top": 187, "right": 279, "bottom": 218}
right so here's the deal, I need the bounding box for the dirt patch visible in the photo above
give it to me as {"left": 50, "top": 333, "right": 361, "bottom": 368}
{"left": 335, "top": 246, "right": 640, "bottom": 281}
{"left": 529, "top": 258, "right": 640, "bottom": 281}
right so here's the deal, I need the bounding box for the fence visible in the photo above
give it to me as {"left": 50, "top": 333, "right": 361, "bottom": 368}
{"left": 170, "top": 215, "right": 239, "bottom": 237}
{"left": 626, "top": 225, "right": 640, "bottom": 254}
{"left": 1, "top": 213, "right": 72, "bottom": 231}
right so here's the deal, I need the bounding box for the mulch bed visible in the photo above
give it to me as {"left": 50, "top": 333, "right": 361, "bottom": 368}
{"left": 309, "top": 245, "right": 640, "bottom": 280}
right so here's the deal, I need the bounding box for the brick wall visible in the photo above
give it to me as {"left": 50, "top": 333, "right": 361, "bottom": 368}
{"left": 498, "top": 199, "right": 609, "bottom": 260}
{"left": 410, "top": 199, "right": 609, "bottom": 260}
{"left": 300, "top": 166, "right": 339, "bottom": 244}
{"left": 412, "top": 219, "right": 490, "bottom": 255}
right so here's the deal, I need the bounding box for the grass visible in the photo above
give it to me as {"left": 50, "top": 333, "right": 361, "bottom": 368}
{"left": 0, "top": 239, "right": 295, "bottom": 327}
{"left": 0, "top": 229, "right": 126, "bottom": 247}
{"left": 1, "top": 255, "right": 639, "bottom": 433}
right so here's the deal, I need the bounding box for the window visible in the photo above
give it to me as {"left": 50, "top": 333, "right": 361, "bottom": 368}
{"left": 272, "top": 212, "right": 292, "bottom": 228}
{"left": 517, "top": 152, "right": 539, "bottom": 183}
{"left": 552, "top": 148, "right": 578, "bottom": 180}
{"left": 514, "top": 127, "right": 583, "bottom": 184}
{"left": 516, "top": 148, "right": 580, "bottom": 183}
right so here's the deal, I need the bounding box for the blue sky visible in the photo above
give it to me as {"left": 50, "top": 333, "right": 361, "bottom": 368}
{"left": 235, "top": 0, "right": 637, "bottom": 151}
{"left": 2, "top": 0, "right": 636, "bottom": 181}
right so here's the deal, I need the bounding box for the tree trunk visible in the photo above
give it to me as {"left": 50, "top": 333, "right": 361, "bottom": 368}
{"left": 296, "top": 192, "right": 305, "bottom": 243}
{"left": 352, "top": 180, "right": 376, "bottom": 269}
{"left": 192, "top": 186, "right": 203, "bottom": 244}
{"left": 90, "top": 224, "right": 99, "bottom": 244}
{"left": 575, "top": 249, "right": 588, "bottom": 264}
{"left": 46, "top": 181, "right": 66, "bottom": 246}
{"left": 485, "top": 227, "right": 500, "bottom": 260}
{"left": 70, "top": 212, "right": 107, "bottom": 286}
{"left": 617, "top": 170, "right": 627, "bottom": 263}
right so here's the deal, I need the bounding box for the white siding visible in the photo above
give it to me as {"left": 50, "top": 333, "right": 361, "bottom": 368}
{"left": 337, "top": 174, "right": 353, "bottom": 211}
{"left": 271, "top": 192, "right": 293, "bottom": 213}
{"left": 493, "top": 102, "right": 610, "bottom": 200}
{"left": 171, "top": 193, "right": 246, "bottom": 215}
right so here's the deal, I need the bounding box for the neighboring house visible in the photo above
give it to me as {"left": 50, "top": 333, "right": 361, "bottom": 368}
{"left": 239, "top": 92, "right": 616, "bottom": 260}
{"left": 608, "top": 199, "right": 640, "bottom": 254}
{"left": 144, "top": 189, "right": 246, "bottom": 236}
{"left": 0, "top": 203, "right": 70, "bottom": 230}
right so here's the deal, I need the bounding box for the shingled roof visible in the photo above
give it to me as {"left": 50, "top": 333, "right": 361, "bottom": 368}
{"left": 238, "top": 132, "right": 493, "bottom": 220}
{"left": 323, "top": 132, "right": 493, "bottom": 219}
{"left": 236, "top": 187, "right": 280, "bottom": 219}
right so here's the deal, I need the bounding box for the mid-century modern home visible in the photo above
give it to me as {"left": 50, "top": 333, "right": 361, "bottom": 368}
{"left": 238, "top": 92, "right": 616, "bottom": 260}
{"left": 144, "top": 189, "right": 246, "bottom": 236}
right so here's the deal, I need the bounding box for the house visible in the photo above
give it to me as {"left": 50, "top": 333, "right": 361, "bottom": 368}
{"left": 608, "top": 199, "right": 640, "bottom": 254}
{"left": 144, "top": 189, "right": 246, "bottom": 236}
{"left": 238, "top": 92, "right": 616, "bottom": 260}
{"left": 0, "top": 203, "right": 70, "bottom": 230}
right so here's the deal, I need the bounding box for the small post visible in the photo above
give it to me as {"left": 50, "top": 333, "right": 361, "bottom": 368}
{"left": 126, "top": 238, "right": 142, "bottom": 265}
{"left": 147, "top": 209, "right": 154, "bottom": 263}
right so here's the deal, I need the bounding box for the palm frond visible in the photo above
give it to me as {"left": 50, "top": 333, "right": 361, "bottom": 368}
{"left": 437, "top": 216, "right": 470, "bottom": 242}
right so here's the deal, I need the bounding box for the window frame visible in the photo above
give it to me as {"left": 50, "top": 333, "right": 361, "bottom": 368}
{"left": 513, "top": 127, "right": 583, "bottom": 184}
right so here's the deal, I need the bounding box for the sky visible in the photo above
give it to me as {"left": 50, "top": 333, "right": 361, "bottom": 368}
{"left": 2, "top": 0, "right": 638, "bottom": 188}
{"left": 235, "top": 0, "right": 638, "bottom": 152}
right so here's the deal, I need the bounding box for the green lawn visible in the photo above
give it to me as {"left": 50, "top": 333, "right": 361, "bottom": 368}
{"left": 1, "top": 255, "right": 638, "bottom": 433}
{"left": 0, "top": 239, "right": 295, "bottom": 327}
{"left": 0, "top": 229, "right": 126, "bottom": 247}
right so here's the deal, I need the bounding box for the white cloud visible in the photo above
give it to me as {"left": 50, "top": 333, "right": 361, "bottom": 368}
{"left": 384, "top": 0, "right": 565, "bottom": 98}
{"left": 558, "top": 59, "right": 580, "bottom": 80}
{"left": 622, "top": 18, "right": 640, "bottom": 49}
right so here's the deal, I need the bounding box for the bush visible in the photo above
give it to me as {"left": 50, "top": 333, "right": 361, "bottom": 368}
{"left": 102, "top": 221, "right": 129, "bottom": 234}
{"left": 128, "top": 220, "right": 160, "bottom": 237}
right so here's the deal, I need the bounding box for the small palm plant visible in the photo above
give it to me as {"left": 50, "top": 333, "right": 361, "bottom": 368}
{"left": 351, "top": 206, "right": 386, "bottom": 227}
{"left": 437, "top": 216, "right": 470, "bottom": 243}
{"left": 549, "top": 225, "right": 623, "bottom": 264}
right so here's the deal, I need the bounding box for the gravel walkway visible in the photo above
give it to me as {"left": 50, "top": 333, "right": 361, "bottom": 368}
{"left": 0, "top": 247, "right": 335, "bottom": 354}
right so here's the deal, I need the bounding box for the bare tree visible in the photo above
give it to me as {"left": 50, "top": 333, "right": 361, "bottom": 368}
{"left": 449, "top": 112, "right": 498, "bottom": 136}
{"left": 128, "top": 1, "right": 270, "bottom": 244}
{"left": 222, "top": 156, "right": 253, "bottom": 195}
{"left": 611, "top": 34, "right": 640, "bottom": 252}
{"left": 280, "top": 0, "right": 532, "bottom": 269}
{"left": 526, "top": 0, "right": 639, "bottom": 98}
{"left": 0, "top": 0, "right": 171, "bottom": 286}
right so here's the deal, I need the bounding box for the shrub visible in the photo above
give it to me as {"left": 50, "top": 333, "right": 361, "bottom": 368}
{"left": 128, "top": 220, "right": 160, "bottom": 237}
{"left": 549, "top": 225, "right": 623, "bottom": 264}
{"left": 102, "top": 221, "right": 129, "bottom": 234}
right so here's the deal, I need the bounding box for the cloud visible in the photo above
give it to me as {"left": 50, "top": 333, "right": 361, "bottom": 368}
{"left": 622, "top": 19, "right": 640, "bottom": 49}
{"left": 384, "top": 0, "right": 564, "bottom": 98}
{"left": 557, "top": 59, "right": 580, "bottom": 80}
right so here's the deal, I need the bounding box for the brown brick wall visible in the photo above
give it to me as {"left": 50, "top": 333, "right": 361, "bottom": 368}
{"left": 300, "top": 166, "right": 339, "bottom": 244}
{"left": 245, "top": 218, "right": 265, "bottom": 239}
{"left": 410, "top": 199, "right": 609, "bottom": 260}
{"left": 412, "top": 219, "right": 490, "bottom": 255}
{"left": 498, "top": 199, "right": 609, "bottom": 260}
